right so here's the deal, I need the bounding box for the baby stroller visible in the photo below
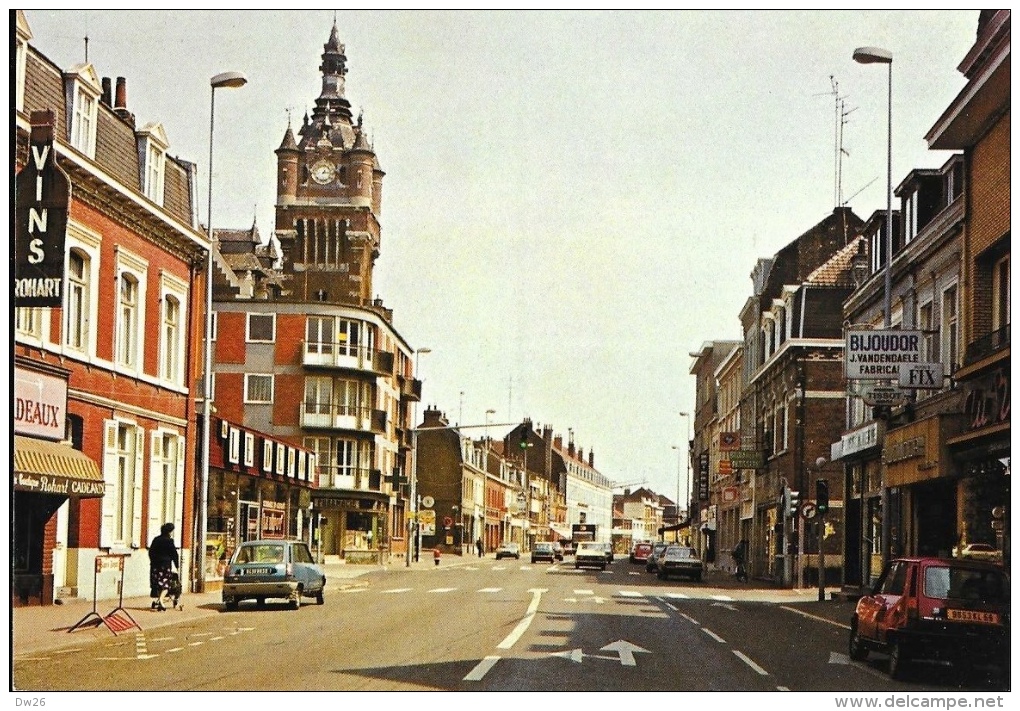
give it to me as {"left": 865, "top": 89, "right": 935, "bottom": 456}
{"left": 167, "top": 570, "right": 183, "bottom": 610}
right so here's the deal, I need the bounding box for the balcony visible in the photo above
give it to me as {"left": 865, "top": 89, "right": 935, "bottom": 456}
{"left": 302, "top": 341, "right": 395, "bottom": 376}
{"left": 398, "top": 376, "right": 423, "bottom": 402}
{"left": 316, "top": 467, "right": 382, "bottom": 492}
{"left": 301, "top": 404, "right": 388, "bottom": 434}
{"left": 963, "top": 324, "right": 1010, "bottom": 367}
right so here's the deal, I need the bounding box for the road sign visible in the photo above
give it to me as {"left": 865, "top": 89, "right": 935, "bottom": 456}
{"left": 422, "top": 495, "right": 435, "bottom": 508}
{"left": 845, "top": 329, "right": 922, "bottom": 380}
{"left": 728, "top": 450, "right": 765, "bottom": 469}
{"left": 719, "top": 432, "right": 741, "bottom": 451}
{"left": 800, "top": 502, "right": 817, "bottom": 519}
{"left": 419, "top": 509, "right": 436, "bottom": 535}
{"left": 898, "top": 362, "right": 944, "bottom": 388}
{"left": 860, "top": 384, "right": 909, "bottom": 407}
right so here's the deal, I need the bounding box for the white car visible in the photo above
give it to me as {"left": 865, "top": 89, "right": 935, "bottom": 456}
{"left": 958, "top": 543, "right": 1002, "bottom": 563}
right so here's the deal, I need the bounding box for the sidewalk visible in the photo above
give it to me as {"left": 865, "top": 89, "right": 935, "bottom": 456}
{"left": 12, "top": 555, "right": 851, "bottom": 657}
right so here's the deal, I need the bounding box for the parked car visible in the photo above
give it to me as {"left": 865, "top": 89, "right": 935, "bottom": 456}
{"left": 575, "top": 541, "right": 607, "bottom": 571}
{"left": 222, "top": 539, "right": 325, "bottom": 611}
{"left": 849, "top": 557, "right": 1010, "bottom": 680}
{"left": 495, "top": 542, "right": 520, "bottom": 560}
{"left": 601, "top": 542, "right": 614, "bottom": 563}
{"left": 656, "top": 545, "right": 704, "bottom": 582}
{"left": 629, "top": 542, "right": 654, "bottom": 564}
{"left": 958, "top": 542, "right": 1003, "bottom": 563}
{"left": 645, "top": 542, "right": 669, "bottom": 573}
{"left": 531, "top": 542, "right": 556, "bottom": 564}
{"left": 552, "top": 542, "right": 565, "bottom": 561}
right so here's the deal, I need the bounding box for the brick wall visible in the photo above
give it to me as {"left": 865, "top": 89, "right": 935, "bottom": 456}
{"left": 215, "top": 312, "right": 247, "bottom": 364}
{"left": 273, "top": 373, "right": 303, "bottom": 427}
{"left": 275, "top": 313, "right": 305, "bottom": 366}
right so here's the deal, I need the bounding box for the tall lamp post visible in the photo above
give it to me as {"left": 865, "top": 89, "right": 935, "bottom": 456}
{"left": 671, "top": 445, "right": 683, "bottom": 542}
{"left": 407, "top": 347, "right": 431, "bottom": 566}
{"left": 678, "top": 411, "right": 692, "bottom": 545}
{"left": 197, "top": 71, "right": 246, "bottom": 593}
{"left": 853, "top": 45, "right": 893, "bottom": 566}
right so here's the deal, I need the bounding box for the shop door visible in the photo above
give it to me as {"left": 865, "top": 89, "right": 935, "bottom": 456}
{"left": 240, "top": 501, "right": 260, "bottom": 542}
{"left": 914, "top": 480, "right": 957, "bottom": 558}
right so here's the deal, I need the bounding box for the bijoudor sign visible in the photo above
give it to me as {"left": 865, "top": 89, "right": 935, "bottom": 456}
{"left": 845, "top": 329, "right": 922, "bottom": 380}
{"left": 15, "top": 110, "right": 70, "bottom": 308}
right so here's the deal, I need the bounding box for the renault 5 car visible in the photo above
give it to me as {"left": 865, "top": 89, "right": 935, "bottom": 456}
{"left": 222, "top": 540, "right": 326, "bottom": 611}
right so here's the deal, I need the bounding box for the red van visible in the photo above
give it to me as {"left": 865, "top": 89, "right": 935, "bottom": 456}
{"left": 629, "top": 542, "right": 654, "bottom": 564}
{"left": 849, "top": 557, "right": 1009, "bottom": 680}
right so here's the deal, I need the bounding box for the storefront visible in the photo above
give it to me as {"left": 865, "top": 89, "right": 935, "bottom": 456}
{"left": 311, "top": 492, "right": 390, "bottom": 563}
{"left": 13, "top": 364, "right": 105, "bottom": 606}
{"left": 204, "top": 418, "right": 316, "bottom": 586}
{"left": 832, "top": 420, "right": 885, "bottom": 591}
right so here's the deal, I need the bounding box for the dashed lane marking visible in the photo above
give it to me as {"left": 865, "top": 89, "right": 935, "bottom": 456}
{"left": 464, "top": 655, "right": 501, "bottom": 682}
{"left": 574, "top": 589, "right": 594, "bottom": 595}
{"left": 477, "top": 587, "right": 502, "bottom": 593}
{"left": 733, "top": 649, "right": 769, "bottom": 675}
{"left": 428, "top": 587, "right": 457, "bottom": 593}
{"left": 779, "top": 605, "right": 849, "bottom": 630}
{"left": 701, "top": 628, "right": 727, "bottom": 643}
{"left": 382, "top": 588, "right": 413, "bottom": 594}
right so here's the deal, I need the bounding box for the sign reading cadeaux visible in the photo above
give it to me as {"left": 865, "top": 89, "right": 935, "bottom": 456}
{"left": 15, "top": 110, "right": 71, "bottom": 308}
{"left": 845, "top": 329, "right": 922, "bottom": 380}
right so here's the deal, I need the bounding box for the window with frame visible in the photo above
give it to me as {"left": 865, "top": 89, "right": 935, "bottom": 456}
{"left": 149, "top": 431, "right": 183, "bottom": 538}
{"left": 116, "top": 272, "right": 141, "bottom": 369}
{"left": 161, "top": 294, "right": 182, "bottom": 383}
{"left": 144, "top": 141, "right": 166, "bottom": 205}
{"left": 15, "top": 308, "right": 44, "bottom": 340}
{"left": 304, "top": 376, "right": 333, "bottom": 416}
{"left": 941, "top": 285, "right": 959, "bottom": 371}
{"left": 992, "top": 253, "right": 1010, "bottom": 332}
{"left": 71, "top": 83, "right": 98, "bottom": 157}
{"left": 244, "top": 374, "right": 274, "bottom": 404}
{"left": 918, "top": 300, "right": 937, "bottom": 362}
{"left": 247, "top": 313, "right": 275, "bottom": 343}
{"left": 103, "top": 420, "right": 143, "bottom": 548}
{"left": 65, "top": 249, "right": 90, "bottom": 351}
{"left": 306, "top": 315, "right": 335, "bottom": 355}
{"left": 304, "top": 437, "right": 332, "bottom": 484}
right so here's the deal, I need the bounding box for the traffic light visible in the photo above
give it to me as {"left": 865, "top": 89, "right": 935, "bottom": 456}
{"left": 519, "top": 430, "right": 529, "bottom": 449}
{"left": 815, "top": 478, "right": 829, "bottom": 514}
{"left": 787, "top": 489, "right": 800, "bottom": 517}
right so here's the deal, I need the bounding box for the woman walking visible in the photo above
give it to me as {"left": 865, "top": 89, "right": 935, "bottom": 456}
{"left": 148, "top": 523, "right": 179, "bottom": 611}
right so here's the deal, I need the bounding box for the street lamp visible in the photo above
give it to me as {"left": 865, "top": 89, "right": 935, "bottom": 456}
{"left": 678, "top": 411, "right": 692, "bottom": 543}
{"left": 671, "top": 445, "right": 683, "bottom": 542}
{"left": 853, "top": 45, "right": 893, "bottom": 568}
{"left": 408, "top": 347, "right": 431, "bottom": 566}
{"left": 197, "top": 70, "right": 246, "bottom": 593}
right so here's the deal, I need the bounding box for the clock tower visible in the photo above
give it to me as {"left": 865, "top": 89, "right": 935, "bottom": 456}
{"left": 274, "top": 21, "right": 384, "bottom": 304}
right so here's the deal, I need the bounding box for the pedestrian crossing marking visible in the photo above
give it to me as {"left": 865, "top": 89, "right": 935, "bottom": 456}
{"left": 662, "top": 593, "right": 690, "bottom": 599}
{"left": 616, "top": 591, "right": 644, "bottom": 597}
{"left": 710, "top": 595, "right": 734, "bottom": 601}
{"left": 428, "top": 587, "right": 457, "bottom": 593}
{"left": 574, "top": 590, "right": 594, "bottom": 595}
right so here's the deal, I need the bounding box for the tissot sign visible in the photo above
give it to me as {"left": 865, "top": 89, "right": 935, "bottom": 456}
{"left": 845, "top": 329, "right": 922, "bottom": 380}
{"left": 14, "top": 110, "right": 70, "bottom": 308}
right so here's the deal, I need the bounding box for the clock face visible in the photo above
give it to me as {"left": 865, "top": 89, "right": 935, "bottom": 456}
{"left": 311, "top": 161, "right": 335, "bottom": 184}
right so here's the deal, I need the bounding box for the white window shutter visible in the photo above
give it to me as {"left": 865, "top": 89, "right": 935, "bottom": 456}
{"left": 174, "top": 436, "right": 185, "bottom": 538}
{"left": 132, "top": 428, "right": 145, "bottom": 548}
{"left": 101, "top": 420, "right": 119, "bottom": 548}
{"left": 148, "top": 430, "right": 164, "bottom": 544}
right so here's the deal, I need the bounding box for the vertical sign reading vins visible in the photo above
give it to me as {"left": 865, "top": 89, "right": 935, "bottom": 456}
{"left": 15, "top": 110, "right": 70, "bottom": 308}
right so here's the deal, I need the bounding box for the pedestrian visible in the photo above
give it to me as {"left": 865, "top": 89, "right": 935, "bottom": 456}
{"left": 433, "top": 547, "right": 441, "bottom": 566}
{"left": 733, "top": 538, "right": 749, "bottom": 583}
{"left": 476, "top": 537, "right": 484, "bottom": 558}
{"left": 148, "top": 522, "right": 179, "bottom": 611}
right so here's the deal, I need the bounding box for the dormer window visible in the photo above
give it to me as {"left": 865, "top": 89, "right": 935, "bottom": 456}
{"left": 137, "top": 122, "right": 169, "bottom": 206}
{"left": 66, "top": 64, "right": 101, "bottom": 158}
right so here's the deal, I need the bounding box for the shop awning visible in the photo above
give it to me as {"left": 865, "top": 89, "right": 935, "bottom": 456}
{"left": 549, "top": 523, "right": 572, "bottom": 539}
{"left": 13, "top": 435, "right": 105, "bottom": 497}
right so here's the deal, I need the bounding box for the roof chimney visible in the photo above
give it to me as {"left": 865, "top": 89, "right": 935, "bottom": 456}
{"left": 588, "top": 449, "right": 594, "bottom": 467}
{"left": 553, "top": 435, "right": 563, "bottom": 450}
{"left": 101, "top": 77, "right": 112, "bottom": 106}
{"left": 113, "top": 76, "right": 135, "bottom": 126}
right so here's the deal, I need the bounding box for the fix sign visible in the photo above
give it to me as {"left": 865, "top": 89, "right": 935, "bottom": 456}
{"left": 845, "top": 330, "right": 922, "bottom": 380}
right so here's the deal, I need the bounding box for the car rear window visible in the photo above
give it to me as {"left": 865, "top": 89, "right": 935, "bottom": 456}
{"left": 235, "top": 544, "right": 285, "bottom": 564}
{"left": 925, "top": 566, "right": 1009, "bottom": 603}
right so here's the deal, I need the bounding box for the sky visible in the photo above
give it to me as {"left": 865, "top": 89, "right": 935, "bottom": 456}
{"left": 22, "top": 9, "right": 980, "bottom": 506}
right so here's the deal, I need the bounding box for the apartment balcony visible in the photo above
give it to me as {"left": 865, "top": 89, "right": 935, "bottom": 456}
{"left": 963, "top": 324, "right": 1010, "bottom": 368}
{"left": 300, "top": 404, "right": 387, "bottom": 434}
{"left": 316, "top": 467, "right": 384, "bottom": 492}
{"left": 302, "top": 341, "right": 395, "bottom": 376}
{"left": 398, "top": 375, "right": 423, "bottom": 402}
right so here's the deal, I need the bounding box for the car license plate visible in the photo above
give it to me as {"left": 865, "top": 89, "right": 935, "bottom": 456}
{"left": 947, "top": 609, "right": 1000, "bottom": 624}
{"left": 244, "top": 567, "right": 274, "bottom": 575}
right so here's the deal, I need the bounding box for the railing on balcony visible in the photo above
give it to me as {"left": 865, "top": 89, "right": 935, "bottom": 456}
{"left": 301, "top": 403, "right": 388, "bottom": 434}
{"left": 316, "top": 467, "right": 384, "bottom": 492}
{"left": 302, "top": 341, "right": 395, "bottom": 375}
{"left": 398, "top": 376, "right": 422, "bottom": 402}
{"left": 964, "top": 324, "right": 1010, "bottom": 366}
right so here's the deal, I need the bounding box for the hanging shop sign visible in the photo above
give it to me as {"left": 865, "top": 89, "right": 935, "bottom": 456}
{"left": 845, "top": 330, "right": 922, "bottom": 380}
{"left": 15, "top": 110, "right": 70, "bottom": 308}
{"left": 14, "top": 365, "right": 67, "bottom": 440}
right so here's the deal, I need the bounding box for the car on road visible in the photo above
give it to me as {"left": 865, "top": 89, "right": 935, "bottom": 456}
{"left": 600, "top": 542, "right": 614, "bottom": 563}
{"left": 656, "top": 545, "right": 704, "bottom": 582}
{"left": 552, "top": 542, "right": 565, "bottom": 561}
{"left": 957, "top": 542, "right": 1003, "bottom": 563}
{"left": 849, "top": 556, "right": 1010, "bottom": 680}
{"left": 645, "top": 542, "right": 669, "bottom": 573}
{"left": 629, "top": 542, "right": 654, "bottom": 564}
{"left": 222, "top": 539, "right": 325, "bottom": 611}
{"left": 531, "top": 542, "right": 557, "bottom": 564}
{"left": 575, "top": 541, "right": 607, "bottom": 571}
{"left": 495, "top": 542, "right": 520, "bottom": 560}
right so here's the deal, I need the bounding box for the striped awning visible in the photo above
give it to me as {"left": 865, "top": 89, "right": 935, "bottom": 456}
{"left": 13, "top": 435, "right": 105, "bottom": 497}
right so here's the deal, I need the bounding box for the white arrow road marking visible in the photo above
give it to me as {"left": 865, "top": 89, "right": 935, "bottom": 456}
{"left": 497, "top": 588, "right": 546, "bottom": 650}
{"left": 616, "top": 590, "right": 643, "bottom": 597}
{"left": 600, "top": 640, "right": 650, "bottom": 667}
{"left": 464, "top": 655, "right": 501, "bottom": 681}
{"left": 701, "top": 628, "right": 726, "bottom": 643}
{"left": 550, "top": 648, "right": 585, "bottom": 663}
{"left": 477, "top": 587, "right": 502, "bottom": 593}
{"left": 382, "top": 588, "right": 412, "bottom": 594}
{"left": 711, "top": 602, "right": 738, "bottom": 611}
{"left": 428, "top": 587, "right": 457, "bottom": 593}
{"left": 733, "top": 650, "right": 769, "bottom": 675}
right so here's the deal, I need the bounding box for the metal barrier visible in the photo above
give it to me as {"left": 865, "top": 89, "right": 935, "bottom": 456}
{"left": 68, "top": 555, "right": 141, "bottom": 636}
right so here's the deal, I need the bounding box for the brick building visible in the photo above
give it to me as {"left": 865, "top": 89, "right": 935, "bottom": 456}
{"left": 14, "top": 11, "right": 207, "bottom": 604}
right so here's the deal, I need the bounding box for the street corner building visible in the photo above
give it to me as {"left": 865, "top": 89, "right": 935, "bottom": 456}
{"left": 13, "top": 10, "right": 209, "bottom": 605}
